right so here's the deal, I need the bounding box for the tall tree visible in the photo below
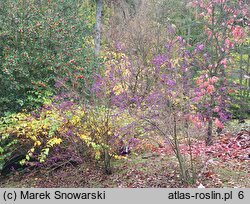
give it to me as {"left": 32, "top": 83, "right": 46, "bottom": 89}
{"left": 94, "top": 0, "right": 103, "bottom": 57}
{"left": 94, "top": 0, "right": 139, "bottom": 57}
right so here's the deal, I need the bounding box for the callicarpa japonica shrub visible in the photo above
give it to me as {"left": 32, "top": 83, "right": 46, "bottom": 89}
{"left": 90, "top": 32, "right": 198, "bottom": 182}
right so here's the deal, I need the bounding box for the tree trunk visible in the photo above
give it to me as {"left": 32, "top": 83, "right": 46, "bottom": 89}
{"left": 94, "top": 0, "right": 103, "bottom": 57}
{"left": 206, "top": 115, "right": 213, "bottom": 146}
{"left": 104, "top": 148, "right": 112, "bottom": 175}
{"left": 173, "top": 113, "right": 189, "bottom": 183}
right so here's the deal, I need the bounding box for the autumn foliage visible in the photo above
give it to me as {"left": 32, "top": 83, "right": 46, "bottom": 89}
{"left": 0, "top": 0, "right": 249, "bottom": 187}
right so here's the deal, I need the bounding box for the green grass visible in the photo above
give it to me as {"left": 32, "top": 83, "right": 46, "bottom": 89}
{"left": 215, "top": 166, "right": 250, "bottom": 188}
{"left": 225, "top": 119, "right": 250, "bottom": 134}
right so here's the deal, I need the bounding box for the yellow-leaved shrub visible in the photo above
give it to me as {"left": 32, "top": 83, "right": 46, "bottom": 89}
{"left": 0, "top": 102, "right": 136, "bottom": 172}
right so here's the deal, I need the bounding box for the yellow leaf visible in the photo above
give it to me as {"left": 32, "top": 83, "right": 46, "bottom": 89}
{"left": 34, "top": 141, "right": 41, "bottom": 147}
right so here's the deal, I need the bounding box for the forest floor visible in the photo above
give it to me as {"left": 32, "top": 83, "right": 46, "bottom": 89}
{"left": 0, "top": 121, "right": 249, "bottom": 188}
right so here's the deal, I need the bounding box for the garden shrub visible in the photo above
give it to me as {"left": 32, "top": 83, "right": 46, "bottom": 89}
{"left": 0, "top": 0, "right": 94, "bottom": 114}
{"left": 0, "top": 97, "right": 139, "bottom": 174}
{"left": 0, "top": 109, "right": 63, "bottom": 169}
